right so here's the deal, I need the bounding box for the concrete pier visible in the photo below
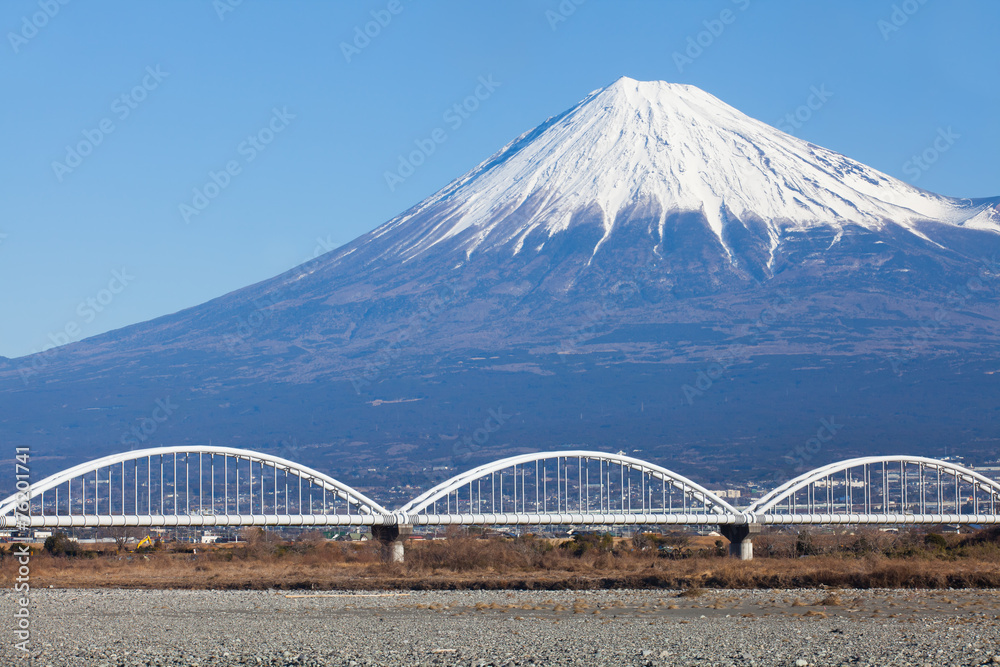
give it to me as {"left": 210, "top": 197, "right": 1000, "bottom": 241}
{"left": 371, "top": 524, "right": 413, "bottom": 563}
{"left": 719, "top": 523, "right": 760, "bottom": 560}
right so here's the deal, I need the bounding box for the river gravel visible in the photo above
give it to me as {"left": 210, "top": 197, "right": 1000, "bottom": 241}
{"left": 2, "top": 588, "right": 999, "bottom": 666}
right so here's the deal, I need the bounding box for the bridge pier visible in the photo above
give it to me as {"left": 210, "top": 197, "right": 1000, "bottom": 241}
{"left": 719, "top": 523, "right": 760, "bottom": 560}
{"left": 371, "top": 524, "right": 412, "bottom": 563}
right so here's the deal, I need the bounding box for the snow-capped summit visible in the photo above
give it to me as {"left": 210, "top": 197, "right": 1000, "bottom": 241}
{"left": 374, "top": 76, "right": 997, "bottom": 266}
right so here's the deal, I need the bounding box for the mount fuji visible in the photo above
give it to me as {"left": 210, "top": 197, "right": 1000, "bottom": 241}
{"left": 3, "top": 77, "right": 999, "bottom": 487}
{"left": 376, "top": 77, "right": 997, "bottom": 269}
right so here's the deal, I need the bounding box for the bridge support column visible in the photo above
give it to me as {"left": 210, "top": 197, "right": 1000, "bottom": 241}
{"left": 719, "top": 523, "right": 759, "bottom": 560}
{"left": 371, "top": 524, "right": 412, "bottom": 563}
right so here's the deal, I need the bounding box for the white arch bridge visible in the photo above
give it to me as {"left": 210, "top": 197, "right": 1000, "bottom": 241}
{"left": 3, "top": 447, "right": 999, "bottom": 560}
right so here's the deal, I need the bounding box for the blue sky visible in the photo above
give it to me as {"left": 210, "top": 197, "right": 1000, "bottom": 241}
{"left": 1, "top": 0, "right": 998, "bottom": 359}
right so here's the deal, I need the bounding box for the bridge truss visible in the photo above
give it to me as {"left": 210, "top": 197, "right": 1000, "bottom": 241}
{"left": 0, "top": 446, "right": 388, "bottom": 528}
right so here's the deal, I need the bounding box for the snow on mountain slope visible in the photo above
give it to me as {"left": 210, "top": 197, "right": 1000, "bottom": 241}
{"left": 375, "top": 76, "right": 998, "bottom": 265}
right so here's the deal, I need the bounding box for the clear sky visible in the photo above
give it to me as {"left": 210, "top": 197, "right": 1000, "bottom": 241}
{"left": 2, "top": 0, "right": 998, "bottom": 359}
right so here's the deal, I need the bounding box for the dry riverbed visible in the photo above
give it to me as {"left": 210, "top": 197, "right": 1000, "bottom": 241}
{"left": 2, "top": 588, "right": 1000, "bottom": 666}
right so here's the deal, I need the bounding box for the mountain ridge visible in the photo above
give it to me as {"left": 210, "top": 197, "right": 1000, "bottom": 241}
{"left": 7, "top": 77, "right": 999, "bottom": 369}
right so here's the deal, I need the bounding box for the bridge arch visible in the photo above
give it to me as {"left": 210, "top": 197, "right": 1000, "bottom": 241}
{"left": 747, "top": 455, "right": 1000, "bottom": 519}
{"left": 398, "top": 450, "right": 739, "bottom": 517}
{"left": 0, "top": 445, "right": 388, "bottom": 526}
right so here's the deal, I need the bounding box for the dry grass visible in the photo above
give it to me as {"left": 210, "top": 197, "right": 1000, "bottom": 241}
{"left": 5, "top": 531, "right": 1000, "bottom": 591}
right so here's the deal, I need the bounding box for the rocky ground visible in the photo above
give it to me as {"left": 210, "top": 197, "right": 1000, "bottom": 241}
{"left": 2, "top": 588, "right": 999, "bottom": 666}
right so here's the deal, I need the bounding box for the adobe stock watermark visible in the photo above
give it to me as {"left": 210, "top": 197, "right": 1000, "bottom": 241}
{"left": 7, "top": 0, "right": 70, "bottom": 54}
{"left": 545, "top": 0, "right": 586, "bottom": 31}
{"left": 682, "top": 290, "right": 792, "bottom": 405}
{"left": 222, "top": 292, "right": 282, "bottom": 352}
{"left": 877, "top": 0, "right": 930, "bottom": 40}
{"left": 272, "top": 436, "right": 307, "bottom": 463}
{"left": 51, "top": 66, "right": 169, "bottom": 183}
{"left": 384, "top": 75, "right": 501, "bottom": 192}
{"left": 553, "top": 265, "right": 666, "bottom": 364}
{"left": 340, "top": 0, "right": 405, "bottom": 63}
{"left": 12, "top": 446, "right": 32, "bottom": 655}
{"left": 349, "top": 280, "right": 462, "bottom": 393}
{"left": 222, "top": 236, "right": 339, "bottom": 351}
{"left": 120, "top": 397, "right": 180, "bottom": 449}
{"left": 213, "top": 0, "right": 245, "bottom": 21}
{"left": 783, "top": 417, "right": 843, "bottom": 476}
{"left": 672, "top": 0, "right": 751, "bottom": 73}
{"left": 288, "top": 235, "right": 340, "bottom": 277}
{"left": 450, "top": 407, "right": 511, "bottom": 464}
{"left": 883, "top": 255, "right": 999, "bottom": 375}
{"left": 17, "top": 267, "right": 135, "bottom": 385}
{"left": 774, "top": 85, "right": 833, "bottom": 135}
{"left": 901, "top": 127, "right": 959, "bottom": 182}
{"left": 178, "top": 106, "right": 295, "bottom": 224}
{"left": 555, "top": 301, "right": 614, "bottom": 360}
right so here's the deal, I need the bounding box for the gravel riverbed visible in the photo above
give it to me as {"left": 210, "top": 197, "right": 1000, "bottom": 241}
{"left": 2, "top": 588, "right": 999, "bottom": 666}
